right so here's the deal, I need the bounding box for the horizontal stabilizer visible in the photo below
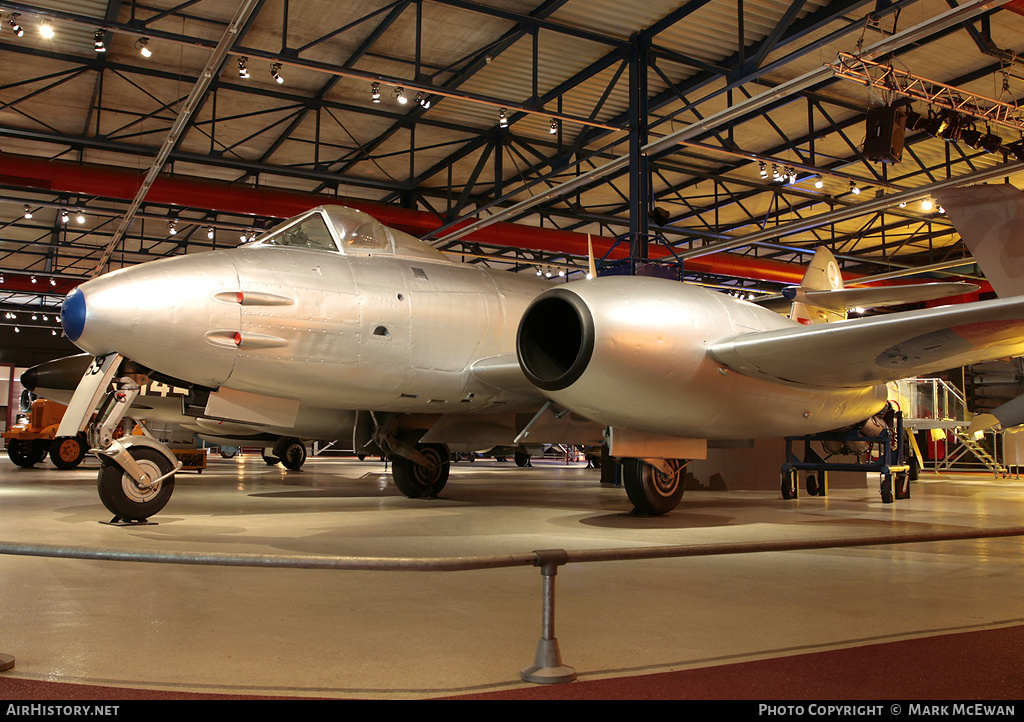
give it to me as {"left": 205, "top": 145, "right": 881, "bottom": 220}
{"left": 783, "top": 282, "right": 979, "bottom": 311}
{"left": 710, "top": 295, "right": 1024, "bottom": 388}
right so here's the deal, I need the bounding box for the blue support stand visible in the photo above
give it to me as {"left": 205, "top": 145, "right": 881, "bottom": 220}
{"left": 781, "top": 410, "right": 911, "bottom": 503}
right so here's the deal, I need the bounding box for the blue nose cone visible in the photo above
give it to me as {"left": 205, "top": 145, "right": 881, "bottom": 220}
{"left": 61, "top": 287, "right": 86, "bottom": 343}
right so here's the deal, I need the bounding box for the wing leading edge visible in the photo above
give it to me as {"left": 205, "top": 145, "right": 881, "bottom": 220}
{"left": 709, "top": 295, "right": 1024, "bottom": 388}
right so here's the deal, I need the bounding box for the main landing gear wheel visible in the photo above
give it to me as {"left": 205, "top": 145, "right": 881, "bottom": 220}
{"left": 97, "top": 446, "right": 175, "bottom": 521}
{"left": 50, "top": 434, "right": 87, "bottom": 470}
{"left": 275, "top": 438, "right": 306, "bottom": 471}
{"left": 622, "top": 458, "right": 686, "bottom": 516}
{"left": 514, "top": 451, "right": 531, "bottom": 467}
{"left": 392, "top": 443, "right": 450, "bottom": 499}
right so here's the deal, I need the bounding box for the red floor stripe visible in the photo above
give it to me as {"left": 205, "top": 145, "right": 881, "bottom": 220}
{"left": 2, "top": 625, "right": 1022, "bottom": 700}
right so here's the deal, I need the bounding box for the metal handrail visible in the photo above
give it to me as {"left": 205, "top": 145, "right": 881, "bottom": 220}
{"left": 3, "top": 526, "right": 1024, "bottom": 686}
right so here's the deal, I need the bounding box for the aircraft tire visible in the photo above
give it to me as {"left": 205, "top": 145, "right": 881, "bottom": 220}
{"left": 392, "top": 443, "right": 450, "bottom": 498}
{"left": 622, "top": 458, "right": 685, "bottom": 516}
{"left": 514, "top": 451, "right": 531, "bottom": 467}
{"left": 279, "top": 440, "right": 306, "bottom": 471}
{"left": 51, "top": 434, "right": 87, "bottom": 470}
{"left": 97, "top": 446, "right": 175, "bottom": 521}
{"left": 806, "top": 474, "right": 820, "bottom": 496}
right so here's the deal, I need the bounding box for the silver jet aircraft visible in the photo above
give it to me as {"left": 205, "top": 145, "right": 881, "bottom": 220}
{"left": 55, "top": 198, "right": 1024, "bottom": 521}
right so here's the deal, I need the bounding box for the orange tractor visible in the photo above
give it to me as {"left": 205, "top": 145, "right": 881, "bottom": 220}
{"left": 3, "top": 398, "right": 88, "bottom": 470}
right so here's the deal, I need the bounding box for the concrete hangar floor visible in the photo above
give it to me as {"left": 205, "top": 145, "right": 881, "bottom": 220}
{"left": 0, "top": 452, "right": 1022, "bottom": 700}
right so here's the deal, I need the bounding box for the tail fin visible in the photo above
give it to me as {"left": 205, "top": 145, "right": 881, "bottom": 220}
{"left": 787, "top": 247, "right": 846, "bottom": 325}
{"left": 934, "top": 184, "right": 1024, "bottom": 298}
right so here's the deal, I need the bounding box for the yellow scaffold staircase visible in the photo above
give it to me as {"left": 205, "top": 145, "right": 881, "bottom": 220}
{"left": 941, "top": 428, "right": 1006, "bottom": 476}
{"left": 894, "top": 377, "right": 1007, "bottom": 477}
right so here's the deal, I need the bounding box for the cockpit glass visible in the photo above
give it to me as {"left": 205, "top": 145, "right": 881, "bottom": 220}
{"left": 257, "top": 214, "right": 339, "bottom": 252}
{"left": 326, "top": 207, "right": 391, "bottom": 252}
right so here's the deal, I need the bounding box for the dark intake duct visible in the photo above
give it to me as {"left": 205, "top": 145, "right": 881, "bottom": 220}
{"left": 516, "top": 288, "right": 595, "bottom": 392}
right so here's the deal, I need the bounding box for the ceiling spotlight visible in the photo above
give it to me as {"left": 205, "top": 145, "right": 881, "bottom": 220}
{"left": 371, "top": 82, "right": 381, "bottom": 103}
{"left": 7, "top": 14, "right": 23, "bottom": 37}
{"left": 75, "top": 210, "right": 85, "bottom": 224}
{"left": 94, "top": 29, "right": 107, "bottom": 52}
{"left": 271, "top": 62, "right": 283, "bottom": 84}
{"left": 787, "top": 167, "right": 797, "bottom": 184}
{"left": 849, "top": 181, "right": 860, "bottom": 195}
{"left": 1004, "top": 140, "right": 1024, "bottom": 163}
{"left": 237, "top": 57, "right": 250, "bottom": 79}
{"left": 168, "top": 220, "right": 177, "bottom": 235}
{"left": 393, "top": 86, "right": 407, "bottom": 104}
{"left": 960, "top": 127, "right": 983, "bottom": 148}
{"left": 922, "top": 199, "right": 934, "bottom": 211}
{"left": 60, "top": 210, "right": 69, "bottom": 223}
{"left": 39, "top": 19, "right": 54, "bottom": 39}
{"left": 30, "top": 276, "right": 36, "bottom": 284}
{"left": 48, "top": 279, "right": 55, "bottom": 287}
{"left": 978, "top": 132, "right": 1003, "bottom": 154}
{"left": 814, "top": 178, "right": 824, "bottom": 189}
{"left": 936, "top": 112, "right": 962, "bottom": 142}
{"left": 759, "top": 161, "right": 767, "bottom": 179}
{"left": 899, "top": 201, "right": 907, "bottom": 208}
{"left": 22, "top": 205, "right": 32, "bottom": 219}
{"left": 499, "top": 108, "right": 508, "bottom": 128}
{"left": 549, "top": 119, "right": 558, "bottom": 135}
{"left": 136, "top": 37, "right": 151, "bottom": 57}
{"left": 207, "top": 226, "right": 215, "bottom": 240}
{"left": 415, "top": 92, "right": 430, "bottom": 109}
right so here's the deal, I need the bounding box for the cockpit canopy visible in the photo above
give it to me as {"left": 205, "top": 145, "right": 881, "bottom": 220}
{"left": 250, "top": 205, "right": 449, "bottom": 263}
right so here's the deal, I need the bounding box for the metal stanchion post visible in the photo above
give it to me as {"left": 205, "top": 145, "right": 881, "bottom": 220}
{"left": 520, "top": 550, "right": 576, "bottom": 684}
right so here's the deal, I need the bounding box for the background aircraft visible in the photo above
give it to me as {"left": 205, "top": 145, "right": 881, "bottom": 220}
{"left": 53, "top": 197, "right": 1024, "bottom": 520}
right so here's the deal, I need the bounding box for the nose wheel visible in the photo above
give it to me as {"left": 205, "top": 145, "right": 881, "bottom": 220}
{"left": 97, "top": 445, "right": 176, "bottom": 521}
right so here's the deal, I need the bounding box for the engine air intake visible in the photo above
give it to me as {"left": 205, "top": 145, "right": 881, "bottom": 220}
{"left": 516, "top": 288, "right": 594, "bottom": 391}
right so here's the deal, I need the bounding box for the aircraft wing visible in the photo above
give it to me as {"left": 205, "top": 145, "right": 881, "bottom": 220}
{"left": 709, "top": 295, "right": 1024, "bottom": 388}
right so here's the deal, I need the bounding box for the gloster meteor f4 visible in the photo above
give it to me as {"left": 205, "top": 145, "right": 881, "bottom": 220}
{"left": 54, "top": 191, "right": 1024, "bottom": 520}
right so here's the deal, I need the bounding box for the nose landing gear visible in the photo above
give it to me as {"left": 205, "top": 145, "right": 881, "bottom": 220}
{"left": 53, "top": 353, "right": 181, "bottom": 522}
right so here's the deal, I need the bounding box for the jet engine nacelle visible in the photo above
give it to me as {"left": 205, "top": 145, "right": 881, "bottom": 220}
{"left": 516, "top": 276, "right": 888, "bottom": 440}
